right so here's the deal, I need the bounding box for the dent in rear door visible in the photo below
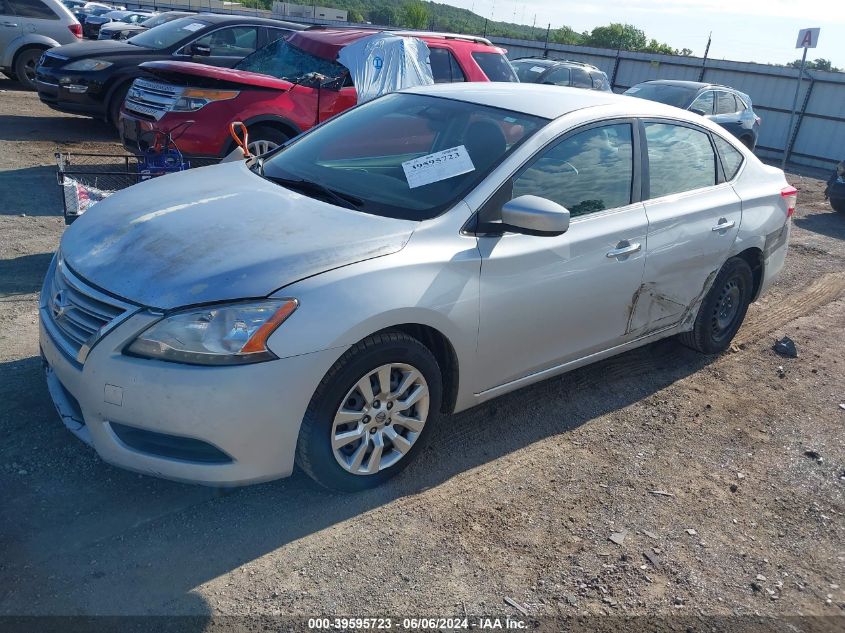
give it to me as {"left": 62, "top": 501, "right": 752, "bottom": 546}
{"left": 629, "top": 120, "right": 741, "bottom": 335}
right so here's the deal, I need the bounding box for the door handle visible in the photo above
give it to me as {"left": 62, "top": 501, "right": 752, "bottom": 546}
{"left": 711, "top": 219, "right": 736, "bottom": 232}
{"left": 606, "top": 241, "right": 641, "bottom": 258}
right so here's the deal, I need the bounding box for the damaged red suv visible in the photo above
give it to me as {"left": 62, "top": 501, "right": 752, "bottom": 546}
{"left": 119, "top": 28, "right": 518, "bottom": 159}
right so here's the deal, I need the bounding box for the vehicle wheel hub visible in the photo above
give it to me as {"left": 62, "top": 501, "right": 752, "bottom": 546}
{"left": 331, "top": 362, "right": 429, "bottom": 476}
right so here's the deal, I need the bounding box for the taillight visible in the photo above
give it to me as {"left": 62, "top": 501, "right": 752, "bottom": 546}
{"left": 781, "top": 186, "right": 798, "bottom": 218}
{"left": 69, "top": 23, "right": 82, "bottom": 38}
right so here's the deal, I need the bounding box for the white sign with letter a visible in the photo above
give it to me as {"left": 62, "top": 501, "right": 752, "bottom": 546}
{"left": 795, "top": 28, "right": 820, "bottom": 49}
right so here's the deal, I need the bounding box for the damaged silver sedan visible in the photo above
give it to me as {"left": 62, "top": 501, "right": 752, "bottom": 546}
{"left": 40, "top": 84, "right": 795, "bottom": 490}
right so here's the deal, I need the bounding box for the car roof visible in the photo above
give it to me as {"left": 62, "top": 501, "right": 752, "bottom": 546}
{"left": 289, "top": 27, "right": 495, "bottom": 60}
{"left": 405, "top": 82, "right": 706, "bottom": 121}
{"left": 640, "top": 79, "right": 737, "bottom": 91}
{"left": 191, "top": 13, "right": 306, "bottom": 29}
{"left": 514, "top": 57, "right": 603, "bottom": 72}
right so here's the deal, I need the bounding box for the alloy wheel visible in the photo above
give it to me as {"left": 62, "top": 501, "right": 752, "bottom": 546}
{"left": 331, "top": 363, "right": 430, "bottom": 476}
{"left": 247, "top": 139, "right": 279, "bottom": 156}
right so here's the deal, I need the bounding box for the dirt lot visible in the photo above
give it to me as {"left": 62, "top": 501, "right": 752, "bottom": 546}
{"left": 1, "top": 78, "right": 843, "bottom": 627}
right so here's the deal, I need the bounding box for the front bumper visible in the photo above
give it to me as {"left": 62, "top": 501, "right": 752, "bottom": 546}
{"left": 119, "top": 108, "right": 230, "bottom": 160}
{"left": 35, "top": 66, "right": 108, "bottom": 117}
{"left": 39, "top": 268, "right": 344, "bottom": 486}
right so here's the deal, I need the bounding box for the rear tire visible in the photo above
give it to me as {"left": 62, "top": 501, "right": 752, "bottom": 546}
{"left": 831, "top": 198, "right": 845, "bottom": 214}
{"left": 296, "top": 332, "right": 442, "bottom": 492}
{"left": 245, "top": 125, "right": 289, "bottom": 156}
{"left": 13, "top": 47, "right": 44, "bottom": 91}
{"left": 678, "top": 257, "right": 753, "bottom": 354}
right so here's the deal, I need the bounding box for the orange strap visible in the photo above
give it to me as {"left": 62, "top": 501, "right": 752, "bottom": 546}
{"left": 229, "top": 121, "right": 250, "bottom": 158}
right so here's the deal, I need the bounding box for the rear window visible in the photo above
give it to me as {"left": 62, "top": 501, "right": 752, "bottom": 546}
{"left": 8, "top": 0, "right": 58, "bottom": 19}
{"left": 471, "top": 51, "right": 518, "bottom": 82}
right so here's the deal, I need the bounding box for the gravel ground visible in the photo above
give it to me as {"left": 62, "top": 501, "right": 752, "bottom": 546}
{"left": 0, "top": 79, "right": 843, "bottom": 626}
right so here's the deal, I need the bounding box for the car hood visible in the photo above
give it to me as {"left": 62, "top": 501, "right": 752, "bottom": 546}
{"left": 60, "top": 161, "right": 416, "bottom": 310}
{"left": 49, "top": 39, "right": 156, "bottom": 60}
{"left": 141, "top": 60, "right": 294, "bottom": 90}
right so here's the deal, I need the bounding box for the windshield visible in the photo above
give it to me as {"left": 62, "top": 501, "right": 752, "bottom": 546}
{"left": 624, "top": 83, "right": 697, "bottom": 108}
{"left": 258, "top": 93, "right": 547, "bottom": 221}
{"left": 236, "top": 38, "right": 346, "bottom": 82}
{"left": 511, "top": 60, "right": 553, "bottom": 82}
{"left": 472, "top": 52, "right": 519, "bottom": 82}
{"left": 141, "top": 12, "right": 185, "bottom": 28}
{"left": 127, "top": 17, "right": 210, "bottom": 50}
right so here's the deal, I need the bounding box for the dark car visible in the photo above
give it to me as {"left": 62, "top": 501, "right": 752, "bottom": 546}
{"left": 511, "top": 57, "right": 611, "bottom": 91}
{"left": 35, "top": 14, "right": 305, "bottom": 125}
{"left": 82, "top": 9, "right": 154, "bottom": 39}
{"left": 624, "top": 80, "right": 761, "bottom": 150}
{"left": 98, "top": 10, "right": 192, "bottom": 40}
{"left": 825, "top": 160, "right": 845, "bottom": 213}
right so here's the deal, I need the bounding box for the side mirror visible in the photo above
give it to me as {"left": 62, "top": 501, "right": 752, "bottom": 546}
{"left": 501, "top": 195, "right": 570, "bottom": 236}
{"left": 190, "top": 43, "right": 211, "bottom": 57}
{"left": 690, "top": 108, "right": 707, "bottom": 116}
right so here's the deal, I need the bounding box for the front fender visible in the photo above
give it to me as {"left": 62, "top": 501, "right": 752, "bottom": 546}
{"left": 2, "top": 34, "right": 61, "bottom": 68}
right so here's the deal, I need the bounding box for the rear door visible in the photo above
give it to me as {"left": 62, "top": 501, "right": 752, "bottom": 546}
{"left": 6, "top": 0, "right": 60, "bottom": 42}
{"left": 631, "top": 119, "right": 742, "bottom": 335}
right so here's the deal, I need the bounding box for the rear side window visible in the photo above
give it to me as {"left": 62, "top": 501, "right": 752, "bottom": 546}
{"left": 429, "top": 47, "right": 466, "bottom": 83}
{"left": 713, "top": 135, "right": 744, "bottom": 180}
{"left": 716, "top": 92, "right": 738, "bottom": 114}
{"left": 8, "top": 0, "right": 58, "bottom": 19}
{"left": 690, "top": 91, "right": 714, "bottom": 114}
{"left": 645, "top": 122, "right": 717, "bottom": 197}
{"left": 471, "top": 52, "right": 518, "bottom": 82}
{"left": 570, "top": 67, "right": 591, "bottom": 89}
{"left": 541, "top": 67, "right": 570, "bottom": 86}
{"left": 511, "top": 123, "right": 634, "bottom": 217}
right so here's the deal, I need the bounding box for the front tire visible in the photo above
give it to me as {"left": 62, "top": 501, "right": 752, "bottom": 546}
{"left": 831, "top": 198, "right": 845, "bottom": 214}
{"left": 245, "top": 125, "right": 290, "bottom": 156}
{"left": 296, "top": 332, "right": 442, "bottom": 491}
{"left": 13, "top": 47, "right": 44, "bottom": 91}
{"left": 679, "top": 257, "right": 753, "bottom": 354}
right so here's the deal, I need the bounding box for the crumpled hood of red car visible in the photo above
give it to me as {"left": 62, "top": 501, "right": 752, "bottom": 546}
{"left": 140, "top": 61, "right": 294, "bottom": 91}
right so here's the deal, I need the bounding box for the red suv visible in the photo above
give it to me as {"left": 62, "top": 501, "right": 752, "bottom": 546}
{"left": 119, "top": 28, "right": 517, "bottom": 159}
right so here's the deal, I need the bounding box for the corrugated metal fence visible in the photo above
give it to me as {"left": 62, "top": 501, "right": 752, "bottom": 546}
{"left": 491, "top": 37, "right": 845, "bottom": 172}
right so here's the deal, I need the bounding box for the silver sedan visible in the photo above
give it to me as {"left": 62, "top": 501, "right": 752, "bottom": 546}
{"left": 40, "top": 84, "right": 796, "bottom": 490}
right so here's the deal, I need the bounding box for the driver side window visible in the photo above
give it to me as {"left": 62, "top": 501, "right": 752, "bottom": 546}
{"left": 192, "top": 26, "right": 258, "bottom": 57}
{"left": 483, "top": 123, "right": 634, "bottom": 223}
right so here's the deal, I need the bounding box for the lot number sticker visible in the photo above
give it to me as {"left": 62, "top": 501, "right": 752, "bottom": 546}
{"left": 183, "top": 23, "right": 205, "bottom": 32}
{"left": 402, "top": 145, "right": 475, "bottom": 189}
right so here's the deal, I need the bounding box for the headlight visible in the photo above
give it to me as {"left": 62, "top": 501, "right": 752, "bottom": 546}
{"left": 63, "top": 59, "right": 113, "bottom": 71}
{"left": 171, "top": 88, "right": 239, "bottom": 112}
{"left": 125, "top": 299, "right": 297, "bottom": 365}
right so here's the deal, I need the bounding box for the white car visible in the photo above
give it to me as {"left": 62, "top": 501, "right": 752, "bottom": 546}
{"left": 40, "top": 84, "right": 795, "bottom": 490}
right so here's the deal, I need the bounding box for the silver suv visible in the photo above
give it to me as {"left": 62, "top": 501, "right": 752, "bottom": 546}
{"left": 0, "top": 0, "right": 81, "bottom": 89}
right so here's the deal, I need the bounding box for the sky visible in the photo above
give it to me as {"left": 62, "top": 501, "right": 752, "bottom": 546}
{"left": 443, "top": 0, "right": 844, "bottom": 68}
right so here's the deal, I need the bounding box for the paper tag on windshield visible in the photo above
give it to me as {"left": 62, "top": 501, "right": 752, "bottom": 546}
{"left": 530, "top": 66, "right": 546, "bottom": 73}
{"left": 183, "top": 22, "right": 205, "bottom": 32}
{"left": 402, "top": 145, "right": 475, "bottom": 189}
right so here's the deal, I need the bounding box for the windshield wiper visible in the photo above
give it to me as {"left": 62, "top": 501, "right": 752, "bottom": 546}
{"left": 265, "top": 175, "right": 363, "bottom": 210}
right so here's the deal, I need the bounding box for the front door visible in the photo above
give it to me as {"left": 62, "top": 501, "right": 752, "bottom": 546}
{"left": 630, "top": 120, "right": 742, "bottom": 334}
{"left": 475, "top": 121, "right": 649, "bottom": 393}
